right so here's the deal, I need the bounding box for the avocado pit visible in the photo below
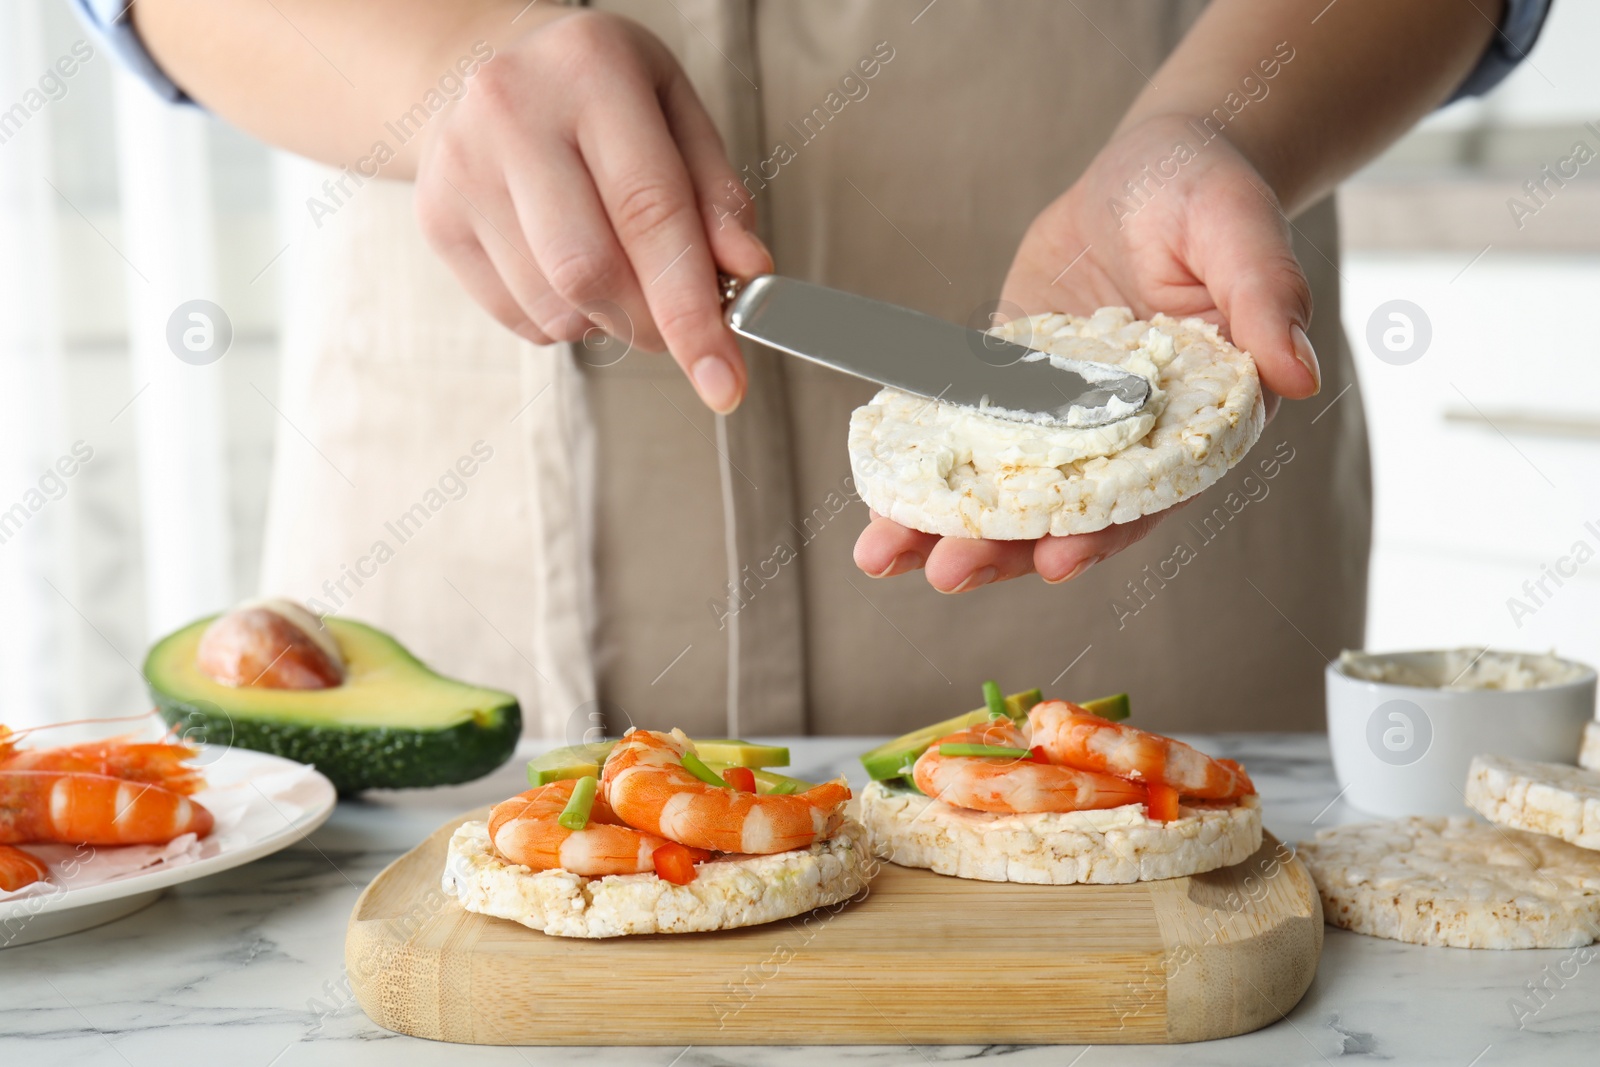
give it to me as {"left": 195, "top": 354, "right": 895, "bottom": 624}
{"left": 196, "top": 599, "right": 345, "bottom": 689}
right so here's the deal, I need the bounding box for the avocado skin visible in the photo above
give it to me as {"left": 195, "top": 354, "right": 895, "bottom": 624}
{"left": 144, "top": 614, "right": 522, "bottom": 795}
{"left": 152, "top": 693, "right": 521, "bottom": 796}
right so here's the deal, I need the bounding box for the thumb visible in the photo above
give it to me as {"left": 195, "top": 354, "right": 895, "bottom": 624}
{"left": 1193, "top": 184, "right": 1320, "bottom": 400}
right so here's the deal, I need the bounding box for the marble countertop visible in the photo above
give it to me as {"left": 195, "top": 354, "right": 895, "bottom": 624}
{"left": 4, "top": 733, "right": 1595, "bottom": 1066}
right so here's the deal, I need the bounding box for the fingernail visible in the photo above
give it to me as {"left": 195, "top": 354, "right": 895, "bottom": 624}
{"left": 949, "top": 566, "right": 997, "bottom": 593}
{"left": 692, "top": 356, "right": 740, "bottom": 413}
{"left": 1290, "top": 324, "right": 1321, "bottom": 395}
{"left": 1046, "top": 555, "right": 1102, "bottom": 585}
{"left": 872, "top": 552, "right": 921, "bottom": 579}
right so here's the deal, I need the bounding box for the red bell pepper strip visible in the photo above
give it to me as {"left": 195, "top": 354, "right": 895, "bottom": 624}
{"left": 653, "top": 841, "right": 698, "bottom": 885}
{"left": 1145, "top": 782, "right": 1181, "bottom": 823}
{"left": 721, "top": 766, "right": 757, "bottom": 792}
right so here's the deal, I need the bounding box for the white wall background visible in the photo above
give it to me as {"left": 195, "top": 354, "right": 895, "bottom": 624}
{"left": 1418, "top": 1, "right": 1600, "bottom": 130}
{"left": 1340, "top": 253, "right": 1600, "bottom": 672}
{"left": 0, "top": 0, "right": 280, "bottom": 729}
{"left": 1338, "top": 2, "right": 1600, "bottom": 675}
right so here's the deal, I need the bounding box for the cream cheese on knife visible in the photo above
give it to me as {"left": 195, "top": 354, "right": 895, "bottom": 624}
{"left": 865, "top": 325, "right": 1173, "bottom": 481}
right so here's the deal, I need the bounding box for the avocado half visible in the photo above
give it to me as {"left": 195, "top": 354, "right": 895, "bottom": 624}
{"left": 144, "top": 615, "right": 521, "bottom": 795}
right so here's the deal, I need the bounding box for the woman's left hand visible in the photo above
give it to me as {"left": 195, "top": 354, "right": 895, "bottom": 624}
{"left": 854, "top": 115, "right": 1322, "bottom": 592}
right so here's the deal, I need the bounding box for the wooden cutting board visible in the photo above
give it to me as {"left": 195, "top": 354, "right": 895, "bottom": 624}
{"left": 347, "top": 808, "right": 1322, "bottom": 1045}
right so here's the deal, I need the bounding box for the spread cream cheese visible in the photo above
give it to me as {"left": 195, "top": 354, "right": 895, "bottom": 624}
{"left": 849, "top": 307, "right": 1264, "bottom": 540}
{"left": 862, "top": 326, "right": 1174, "bottom": 486}
{"left": 978, "top": 330, "right": 1171, "bottom": 429}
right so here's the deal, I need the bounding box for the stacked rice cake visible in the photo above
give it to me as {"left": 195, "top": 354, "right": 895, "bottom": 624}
{"left": 1302, "top": 754, "right": 1600, "bottom": 949}
{"left": 1465, "top": 753, "right": 1600, "bottom": 853}
{"left": 1298, "top": 816, "right": 1600, "bottom": 949}
{"left": 1580, "top": 721, "right": 1600, "bottom": 772}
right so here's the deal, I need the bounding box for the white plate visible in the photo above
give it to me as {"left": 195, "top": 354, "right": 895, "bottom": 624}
{"left": 1, "top": 746, "right": 337, "bottom": 948}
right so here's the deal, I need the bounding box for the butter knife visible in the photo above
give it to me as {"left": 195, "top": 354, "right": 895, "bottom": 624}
{"left": 721, "top": 274, "right": 1149, "bottom": 427}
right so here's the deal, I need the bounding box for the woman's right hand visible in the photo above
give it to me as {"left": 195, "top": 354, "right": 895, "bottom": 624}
{"left": 413, "top": 10, "right": 771, "bottom": 413}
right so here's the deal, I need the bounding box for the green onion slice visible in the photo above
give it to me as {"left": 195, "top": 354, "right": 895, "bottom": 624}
{"left": 938, "top": 743, "right": 1032, "bottom": 759}
{"left": 682, "top": 751, "right": 731, "bottom": 787}
{"left": 982, "top": 680, "right": 1008, "bottom": 720}
{"left": 557, "top": 775, "right": 598, "bottom": 830}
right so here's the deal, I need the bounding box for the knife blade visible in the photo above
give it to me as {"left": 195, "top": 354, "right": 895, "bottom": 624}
{"left": 722, "top": 275, "right": 1150, "bottom": 427}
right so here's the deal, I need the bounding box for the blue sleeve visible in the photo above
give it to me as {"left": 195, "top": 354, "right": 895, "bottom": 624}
{"left": 1448, "top": 0, "right": 1553, "bottom": 101}
{"left": 67, "top": 0, "right": 1553, "bottom": 111}
{"left": 68, "top": 0, "right": 191, "bottom": 104}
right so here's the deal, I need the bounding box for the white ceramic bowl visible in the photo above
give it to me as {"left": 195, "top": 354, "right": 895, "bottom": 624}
{"left": 1326, "top": 649, "right": 1596, "bottom": 817}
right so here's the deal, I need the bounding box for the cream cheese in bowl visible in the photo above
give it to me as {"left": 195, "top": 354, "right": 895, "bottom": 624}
{"left": 1338, "top": 648, "right": 1589, "bottom": 692}
{"left": 1326, "top": 648, "right": 1596, "bottom": 817}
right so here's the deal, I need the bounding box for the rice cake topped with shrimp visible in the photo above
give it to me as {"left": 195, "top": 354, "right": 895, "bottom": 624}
{"left": 442, "top": 817, "right": 872, "bottom": 939}
{"left": 860, "top": 700, "right": 1262, "bottom": 884}
{"left": 848, "top": 308, "right": 1264, "bottom": 539}
{"left": 858, "top": 784, "right": 1259, "bottom": 884}
{"left": 441, "top": 727, "right": 873, "bottom": 938}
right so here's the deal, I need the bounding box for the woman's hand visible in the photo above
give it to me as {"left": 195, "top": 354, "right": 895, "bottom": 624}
{"left": 854, "top": 115, "right": 1321, "bottom": 591}
{"left": 413, "top": 10, "right": 771, "bottom": 412}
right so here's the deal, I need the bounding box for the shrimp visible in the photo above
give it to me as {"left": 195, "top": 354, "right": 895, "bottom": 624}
{"left": 911, "top": 719, "right": 1147, "bottom": 814}
{"left": 602, "top": 729, "right": 851, "bottom": 854}
{"left": 1027, "top": 700, "right": 1255, "bottom": 801}
{"left": 487, "top": 778, "right": 709, "bottom": 877}
{"left": 0, "top": 728, "right": 204, "bottom": 795}
{"left": 0, "top": 770, "right": 215, "bottom": 846}
{"left": 0, "top": 845, "right": 48, "bottom": 892}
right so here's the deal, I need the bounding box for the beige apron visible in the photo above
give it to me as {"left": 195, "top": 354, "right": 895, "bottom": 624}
{"left": 261, "top": 0, "right": 1370, "bottom": 740}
